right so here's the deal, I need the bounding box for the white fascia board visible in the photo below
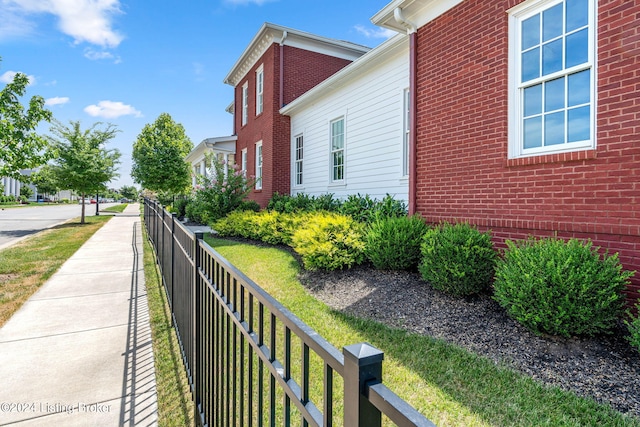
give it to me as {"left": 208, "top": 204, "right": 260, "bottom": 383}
{"left": 372, "top": 0, "right": 464, "bottom": 33}
{"left": 223, "top": 22, "right": 371, "bottom": 87}
{"left": 185, "top": 135, "right": 238, "bottom": 163}
{"left": 280, "top": 34, "right": 408, "bottom": 116}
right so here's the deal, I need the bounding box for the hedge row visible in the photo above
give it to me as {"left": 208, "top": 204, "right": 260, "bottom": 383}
{"left": 213, "top": 205, "right": 638, "bottom": 348}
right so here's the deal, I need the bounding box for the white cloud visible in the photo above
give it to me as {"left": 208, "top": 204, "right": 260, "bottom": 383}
{"left": 0, "top": 70, "right": 36, "bottom": 85}
{"left": 83, "top": 47, "right": 121, "bottom": 63}
{"left": 2, "top": 0, "right": 124, "bottom": 48}
{"left": 45, "top": 96, "right": 70, "bottom": 106}
{"left": 354, "top": 25, "right": 396, "bottom": 39}
{"left": 84, "top": 100, "right": 142, "bottom": 119}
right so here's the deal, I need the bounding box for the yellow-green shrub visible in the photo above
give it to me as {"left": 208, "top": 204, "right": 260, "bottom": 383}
{"left": 291, "top": 212, "right": 366, "bottom": 270}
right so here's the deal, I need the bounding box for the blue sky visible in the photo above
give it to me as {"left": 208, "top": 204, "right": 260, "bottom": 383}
{"left": 0, "top": 0, "right": 395, "bottom": 189}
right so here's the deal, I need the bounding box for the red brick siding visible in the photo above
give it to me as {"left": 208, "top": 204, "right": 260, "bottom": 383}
{"left": 234, "top": 43, "right": 355, "bottom": 207}
{"left": 414, "top": 0, "right": 640, "bottom": 301}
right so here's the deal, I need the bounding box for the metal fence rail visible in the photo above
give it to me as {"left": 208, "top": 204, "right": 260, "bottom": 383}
{"left": 143, "top": 198, "right": 436, "bottom": 427}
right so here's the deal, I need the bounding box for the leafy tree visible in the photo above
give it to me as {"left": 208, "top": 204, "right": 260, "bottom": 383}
{"left": 131, "top": 113, "right": 193, "bottom": 196}
{"left": 30, "top": 164, "right": 60, "bottom": 198}
{"left": 0, "top": 58, "right": 53, "bottom": 178}
{"left": 20, "top": 184, "right": 33, "bottom": 200}
{"left": 47, "top": 121, "right": 121, "bottom": 223}
{"left": 120, "top": 185, "right": 138, "bottom": 200}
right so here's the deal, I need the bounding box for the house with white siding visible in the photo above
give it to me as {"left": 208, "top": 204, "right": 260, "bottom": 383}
{"left": 280, "top": 34, "right": 410, "bottom": 203}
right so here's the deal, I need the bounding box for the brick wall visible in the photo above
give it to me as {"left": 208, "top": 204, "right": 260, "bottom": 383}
{"left": 414, "top": 0, "right": 640, "bottom": 302}
{"left": 234, "top": 43, "right": 355, "bottom": 207}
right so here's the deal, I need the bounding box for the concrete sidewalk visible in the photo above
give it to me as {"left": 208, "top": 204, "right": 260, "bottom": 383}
{"left": 0, "top": 203, "right": 158, "bottom": 426}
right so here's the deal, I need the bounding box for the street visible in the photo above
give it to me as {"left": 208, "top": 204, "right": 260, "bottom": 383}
{"left": 0, "top": 203, "right": 115, "bottom": 250}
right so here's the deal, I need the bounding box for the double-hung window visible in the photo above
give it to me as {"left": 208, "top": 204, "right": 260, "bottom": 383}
{"left": 255, "top": 142, "right": 263, "bottom": 190}
{"left": 294, "top": 134, "right": 303, "bottom": 186}
{"left": 509, "top": 0, "right": 595, "bottom": 158}
{"left": 241, "top": 148, "right": 247, "bottom": 177}
{"left": 241, "top": 82, "right": 249, "bottom": 126}
{"left": 330, "top": 118, "right": 345, "bottom": 182}
{"left": 256, "top": 65, "right": 264, "bottom": 116}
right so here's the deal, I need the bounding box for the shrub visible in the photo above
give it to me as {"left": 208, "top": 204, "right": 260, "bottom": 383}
{"left": 172, "top": 196, "right": 190, "bottom": 219}
{"left": 267, "top": 192, "right": 314, "bottom": 213}
{"left": 189, "top": 154, "right": 256, "bottom": 224}
{"left": 493, "top": 238, "right": 633, "bottom": 337}
{"left": 373, "top": 194, "right": 408, "bottom": 220}
{"left": 291, "top": 212, "right": 365, "bottom": 270}
{"left": 419, "top": 222, "right": 496, "bottom": 296}
{"left": 365, "top": 215, "right": 429, "bottom": 270}
{"left": 626, "top": 304, "right": 640, "bottom": 353}
{"left": 236, "top": 200, "right": 260, "bottom": 212}
{"left": 213, "top": 210, "right": 307, "bottom": 246}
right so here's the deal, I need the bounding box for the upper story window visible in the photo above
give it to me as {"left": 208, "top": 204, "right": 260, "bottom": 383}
{"left": 255, "top": 141, "right": 263, "bottom": 190}
{"left": 256, "top": 65, "right": 264, "bottom": 116}
{"left": 294, "top": 134, "right": 303, "bottom": 187}
{"left": 509, "top": 0, "right": 595, "bottom": 158}
{"left": 242, "top": 82, "right": 249, "bottom": 126}
{"left": 330, "top": 118, "right": 345, "bottom": 182}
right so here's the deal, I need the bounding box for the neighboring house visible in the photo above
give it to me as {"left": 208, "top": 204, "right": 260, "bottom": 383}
{"left": 281, "top": 34, "right": 410, "bottom": 203}
{"left": 186, "top": 136, "right": 237, "bottom": 186}
{"left": 372, "top": 0, "right": 640, "bottom": 300}
{"left": 223, "top": 23, "right": 371, "bottom": 207}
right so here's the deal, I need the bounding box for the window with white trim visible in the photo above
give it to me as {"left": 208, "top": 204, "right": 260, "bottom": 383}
{"left": 256, "top": 65, "right": 264, "bottom": 116}
{"left": 255, "top": 142, "right": 263, "bottom": 190}
{"left": 330, "top": 118, "right": 344, "bottom": 182}
{"left": 241, "top": 148, "right": 247, "bottom": 177}
{"left": 509, "top": 0, "right": 595, "bottom": 158}
{"left": 403, "top": 89, "right": 410, "bottom": 176}
{"left": 294, "top": 134, "right": 303, "bottom": 186}
{"left": 241, "top": 82, "right": 249, "bottom": 126}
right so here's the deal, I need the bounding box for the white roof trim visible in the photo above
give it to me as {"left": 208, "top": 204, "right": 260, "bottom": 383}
{"left": 185, "top": 135, "right": 237, "bottom": 163}
{"left": 223, "top": 23, "right": 371, "bottom": 87}
{"left": 372, "top": 0, "right": 464, "bottom": 33}
{"left": 280, "top": 34, "right": 408, "bottom": 115}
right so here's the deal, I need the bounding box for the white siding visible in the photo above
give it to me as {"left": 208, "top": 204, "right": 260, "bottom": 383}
{"left": 288, "top": 39, "right": 409, "bottom": 203}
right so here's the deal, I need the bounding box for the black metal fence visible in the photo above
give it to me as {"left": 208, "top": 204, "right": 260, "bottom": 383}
{"left": 144, "top": 199, "right": 436, "bottom": 427}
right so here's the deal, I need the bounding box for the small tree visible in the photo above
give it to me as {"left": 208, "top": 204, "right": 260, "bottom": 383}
{"left": 0, "top": 58, "right": 53, "bottom": 178}
{"left": 31, "top": 165, "right": 60, "bottom": 199}
{"left": 131, "top": 113, "right": 193, "bottom": 197}
{"left": 47, "top": 121, "right": 121, "bottom": 223}
{"left": 20, "top": 185, "right": 33, "bottom": 201}
{"left": 120, "top": 185, "right": 138, "bottom": 201}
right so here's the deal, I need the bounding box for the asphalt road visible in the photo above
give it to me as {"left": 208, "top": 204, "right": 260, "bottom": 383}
{"left": 0, "top": 203, "right": 115, "bottom": 250}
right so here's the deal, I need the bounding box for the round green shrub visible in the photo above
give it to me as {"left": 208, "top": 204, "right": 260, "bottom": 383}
{"left": 493, "top": 238, "right": 633, "bottom": 337}
{"left": 291, "top": 212, "right": 365, "bottom": 270}
{"left": 419, "top": 222, "right": 496, "bottom": 296}
{"left": 365, "top": 215, "right": 429, "bottom": 270}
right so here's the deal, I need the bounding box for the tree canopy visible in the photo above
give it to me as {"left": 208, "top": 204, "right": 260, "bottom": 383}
{"left": 30, "top": 164, "right": 60, "bottom": 196}
{"left": 0, "top": 59, "right": 53, "bottom": 178}
{"left": 131, "top": 113, "right": 193, "bottom": 196}
{"left": 47, "top": 120, "right": 121, "bottom": 223}
{"left": 119, "top": 185, "right": 138, "bottom": 200}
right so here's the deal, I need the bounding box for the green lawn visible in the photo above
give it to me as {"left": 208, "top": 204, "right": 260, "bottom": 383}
{"left": 204, "top": 236, "right": 640, "bottom": 427}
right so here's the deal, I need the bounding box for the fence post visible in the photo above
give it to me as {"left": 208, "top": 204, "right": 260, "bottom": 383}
{"left": 193, "top": 231, "right": 204, "bottom": 426}
{"left": 170, "top": 213, "right": 177, "bottom": 325}
{"left": 343, "top": 342, "right": 384, "bottom": 427}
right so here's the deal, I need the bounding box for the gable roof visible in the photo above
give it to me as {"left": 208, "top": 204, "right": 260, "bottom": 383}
{"left": 223, "top": 22, "right": 371, "bottom": 87}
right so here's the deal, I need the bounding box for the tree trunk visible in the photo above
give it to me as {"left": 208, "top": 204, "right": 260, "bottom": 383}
{"left": 80, "top": 193, "right": 86, "bottom": 224}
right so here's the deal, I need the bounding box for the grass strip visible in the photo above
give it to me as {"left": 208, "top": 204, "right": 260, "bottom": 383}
{"left": 142, "top": 224, "right": 195, "bottom": 427}
{"left": 206, "top": 236, "right": 640, "bottom": 427}
{"left": 0, "top": 215, "right": 111, "bottom": 327}
{"left": 101, "top": 203, "right": 129, "bottom": 213}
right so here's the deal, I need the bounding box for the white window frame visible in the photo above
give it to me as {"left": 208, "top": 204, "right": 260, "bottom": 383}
{"left": 255, "top": 141, "right": 263, "bottom": 190}
{"left": 294, "top": 134, "right": 303, "bottom": 187}
{"left": 256, "top": 64, "right": 264, "bottom": 116}
{"left": 403, "top": 88, "right": 410, "bottom": 177}
{"left": 508, "top": 0, "right": 596, "bottom": 159}
{"left": 330, "top": 117, "right": 345, "bottom": 183}
{"left": 241, "top": 148, "right": 247, "bottom": 177}
{"left": 241, "top": 82, "right": 249, "bottom": 126}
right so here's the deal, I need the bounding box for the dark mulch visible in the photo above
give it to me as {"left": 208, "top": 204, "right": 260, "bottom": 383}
{"left": 298, "top": 265, "right": 640, "bottom": 419}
